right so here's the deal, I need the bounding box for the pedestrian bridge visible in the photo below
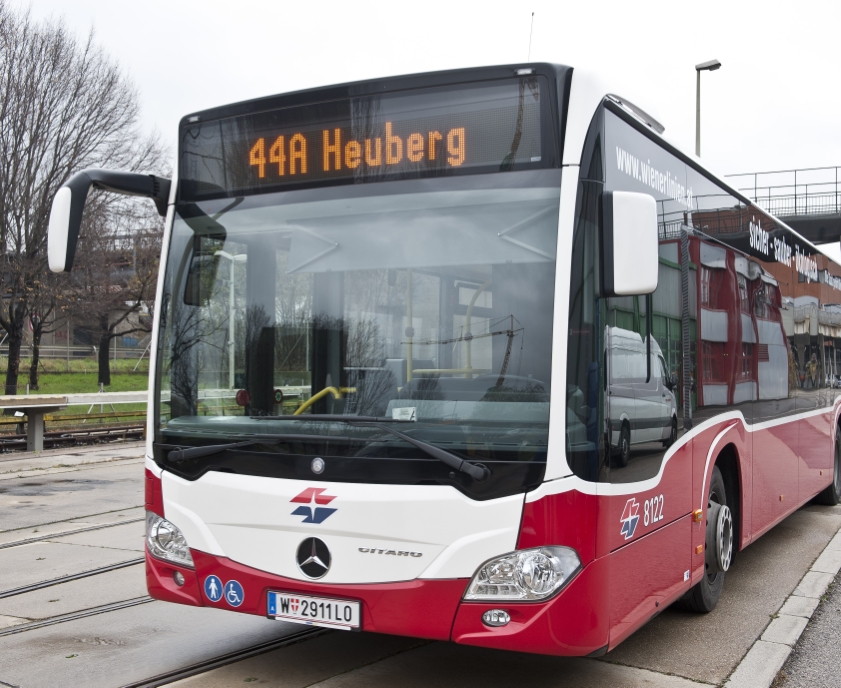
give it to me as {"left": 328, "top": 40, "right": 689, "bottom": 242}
{"left": 727, "top": 166, "right": 841, "bottom": 246}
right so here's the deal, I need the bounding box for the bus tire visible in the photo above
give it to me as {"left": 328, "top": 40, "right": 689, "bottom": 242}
{"left": 615, "top": 424, "right": 630, "bottom": 468}
{"left": 676, "top": 465, "right": 728, "bottom": 613}
{"left": 816, "top": 430, "right": 841, "bottom": 506}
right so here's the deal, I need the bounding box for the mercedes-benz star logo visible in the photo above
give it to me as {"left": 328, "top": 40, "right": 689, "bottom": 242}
{"left": 296, "top": 537, "right": 331, "bottom": 579}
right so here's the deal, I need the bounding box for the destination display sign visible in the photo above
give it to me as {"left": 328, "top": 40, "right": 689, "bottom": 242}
{"left": 179, "top": 78, "right": 549, "bottom": 199}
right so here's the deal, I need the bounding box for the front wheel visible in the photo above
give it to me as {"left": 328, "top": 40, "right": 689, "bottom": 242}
{"left": 816, "top": 430, "right": 841, "bottom": 506}
{"left": 676, "top": 465, "right": 731, "bottom": 613}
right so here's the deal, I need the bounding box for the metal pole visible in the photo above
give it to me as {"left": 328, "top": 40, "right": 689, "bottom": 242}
{"left": 406, "top": 269, "right": 413, "bottom": 384}
{"left": 66, "top": 319, "right": 70, "bottom": 372}
{"left": 229, "top": 258, "right": 235, "bottom": 389}
{"left": 695, "top": 70, "right": 701, "bottom": 157}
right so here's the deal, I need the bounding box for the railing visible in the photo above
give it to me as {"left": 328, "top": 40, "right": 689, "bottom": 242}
{"left": 726, "top": 166, "right": 841, "bottom": 218}
{"left": 0, "top": 345, "right": 149, "bottom": 359}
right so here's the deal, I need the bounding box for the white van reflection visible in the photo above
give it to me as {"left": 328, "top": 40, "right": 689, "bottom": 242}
{"left": 608, "top": 327, "right": 678, "bottom": 467}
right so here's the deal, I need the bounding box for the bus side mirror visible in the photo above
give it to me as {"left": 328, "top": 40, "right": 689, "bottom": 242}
{"left": 600, "top": 191, "right": 658, "bottom": 296}
{"left": 48, "top": 169, "right": 170, "bottom": 273}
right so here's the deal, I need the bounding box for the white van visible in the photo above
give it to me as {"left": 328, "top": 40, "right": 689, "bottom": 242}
{"left": 607, "top": 327, "right": 678, "bottom": 467}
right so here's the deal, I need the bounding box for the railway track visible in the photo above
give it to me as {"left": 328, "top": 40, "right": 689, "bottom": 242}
{"left": 120, "top": 628, "right": 328, "bottom": 688}
{"left": 0, "top": 423, "right": 144, "bottom": 451}
{"left": 0, "top": 509, "right": 330, "bottom": 687}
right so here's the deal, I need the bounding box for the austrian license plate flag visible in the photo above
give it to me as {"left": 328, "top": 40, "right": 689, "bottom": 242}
{"left": 268, "top": 591, "right": 361, "bottom": 630}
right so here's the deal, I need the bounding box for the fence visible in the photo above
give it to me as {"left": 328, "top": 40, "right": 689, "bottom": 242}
{"left": 726, "top": 166, "right": 841, "bottom": 218}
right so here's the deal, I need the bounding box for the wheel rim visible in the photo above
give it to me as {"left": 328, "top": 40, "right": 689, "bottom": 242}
{"left": 716, "top": 505, "right": 733, "bottom": 572}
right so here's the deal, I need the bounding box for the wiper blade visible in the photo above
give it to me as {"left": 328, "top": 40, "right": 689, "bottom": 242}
{"left": 167, "top": 439, "right": 280, "bottom": 461}
{"left": 250, "top": 414, "right": 488, "bottom": 481}
{"left": 356, "top": 422, "right": 490, "bottom": 482}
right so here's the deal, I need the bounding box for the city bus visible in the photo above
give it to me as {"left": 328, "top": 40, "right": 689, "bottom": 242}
{"left": 48, "top": 63, "right": 841, "bottom": 656}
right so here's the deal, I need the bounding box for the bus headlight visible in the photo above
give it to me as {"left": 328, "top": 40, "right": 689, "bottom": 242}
{"left": 146, "top": 512, "right": 194, "bottom": 568}
{"left": 464, "top": 547, "right": 581, "bottom": 601}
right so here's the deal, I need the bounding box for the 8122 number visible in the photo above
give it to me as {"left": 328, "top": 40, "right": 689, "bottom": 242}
{"left": 644, "top": 494, "right": 664, "bottom": 526}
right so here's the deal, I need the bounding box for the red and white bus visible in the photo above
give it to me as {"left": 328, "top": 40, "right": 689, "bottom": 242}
{"left": 48, "top": 63, "right": 841, "bottom": 656}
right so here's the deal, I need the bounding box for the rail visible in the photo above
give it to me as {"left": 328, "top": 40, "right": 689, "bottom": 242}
{"left": 726, "top": 166, "right": 841, "bottom": 218}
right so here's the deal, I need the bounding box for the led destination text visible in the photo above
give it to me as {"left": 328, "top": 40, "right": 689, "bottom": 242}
{"left": 248, "top": 123, "right": 466, "bottom": 179}
{"left": 180, "top": 78, "right": 544, "bottom": 199}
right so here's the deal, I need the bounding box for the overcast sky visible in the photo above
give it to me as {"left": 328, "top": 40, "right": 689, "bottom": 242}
{"left": 18, "top": 0, "right": 841, "bottom": 257}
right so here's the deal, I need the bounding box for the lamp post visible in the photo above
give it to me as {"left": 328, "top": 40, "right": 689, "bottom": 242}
{"left": 215, "top": 251, "right": 247, "bottom": 389}
{"left": 695, "top": 59, "right": 721, "bottom": 157}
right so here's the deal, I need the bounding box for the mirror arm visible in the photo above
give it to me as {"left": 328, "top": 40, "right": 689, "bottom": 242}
{"left": 49, "top": 169, "right": 171, "bottom": 273}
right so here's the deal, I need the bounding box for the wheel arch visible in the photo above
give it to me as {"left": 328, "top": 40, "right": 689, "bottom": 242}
{"left": 714, "top": 442, "right": 744, "bottom": 553}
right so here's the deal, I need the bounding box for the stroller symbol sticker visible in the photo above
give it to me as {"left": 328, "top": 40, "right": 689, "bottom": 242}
{"left": 204, "top": 575, "right": 223, "bottom": 602}
{"left": 225, "top": 580, "right": 244, "bottom": 607}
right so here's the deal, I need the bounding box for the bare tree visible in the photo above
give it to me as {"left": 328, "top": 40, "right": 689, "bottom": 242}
{"left": 26, "top": 268, "right": 68, "bottom": 390}
{"left": 0, "top": 2, "right": 164, "bottom": 394}
{"left": 68, "top": 195, "right": 163, "bottom": 386}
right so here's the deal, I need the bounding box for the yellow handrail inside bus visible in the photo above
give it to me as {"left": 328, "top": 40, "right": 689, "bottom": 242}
{"left": 293, "top": 386, "right": 356, "bottom": 416}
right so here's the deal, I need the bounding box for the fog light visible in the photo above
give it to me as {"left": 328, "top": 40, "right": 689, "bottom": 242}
{"left": 146, "top": 512, "right": 194, "bottom": 569}
{"left": 465, "top": 546, "right": 581, "bottom": 601}
{"left": 173, "top": 571, "right": 185, "bottom": 586}
{"left": 482, "top": 609, "right": 510, "bottom": 627}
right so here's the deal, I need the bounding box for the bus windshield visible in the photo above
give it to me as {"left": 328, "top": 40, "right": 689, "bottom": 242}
{"left": 156, "top": 170, "right": 560, "bottom": 495}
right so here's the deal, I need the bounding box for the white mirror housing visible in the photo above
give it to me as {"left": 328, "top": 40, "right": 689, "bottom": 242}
{"left": 48, "top": 169, "right": 171, "bottom": 273}
{"left": 600, "top": 191, "right": 658, "bottom": 296}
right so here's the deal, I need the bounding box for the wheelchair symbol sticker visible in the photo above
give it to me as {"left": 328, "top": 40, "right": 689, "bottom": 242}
{"left": 204, "top": 575, "right": 223, "bottom": 602}
{"left": 224, "top": 579, "right": 244, "bottom": 607}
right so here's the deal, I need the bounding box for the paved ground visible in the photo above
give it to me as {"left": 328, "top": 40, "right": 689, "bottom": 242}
{"left": 0, "top": 441, "right": 838, "bottom": 687}
{"left": 774, "top": 572, "right": 841, "bottom": 687}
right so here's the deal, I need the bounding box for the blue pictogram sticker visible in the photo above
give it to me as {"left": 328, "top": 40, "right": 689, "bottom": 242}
{"left": 204, "top": 575, "right": 223, "bottom": 602}
{"left": 225, "top": 579, "right": 245, "bottom": 607}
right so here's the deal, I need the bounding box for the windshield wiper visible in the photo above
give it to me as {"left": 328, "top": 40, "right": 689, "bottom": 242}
{"left": 357, "top": 422, "right": 490, "bottom": 482}
{"left": 251, "top": 414, "right": 490, "bottom": 482}
{"left": 166, "top": 439, "right": 281, "bottom": 462}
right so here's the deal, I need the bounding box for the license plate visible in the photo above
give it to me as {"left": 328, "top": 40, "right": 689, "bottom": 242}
{"left": 267, "top": 591, "right": 361, "bottom": 630}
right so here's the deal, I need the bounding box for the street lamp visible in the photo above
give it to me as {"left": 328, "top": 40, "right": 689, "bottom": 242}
{"left": 695, "top": 59, "right": 721, "bottom": 157}
{"left": 215, "top": 251, "right": 247, "bottom": 389}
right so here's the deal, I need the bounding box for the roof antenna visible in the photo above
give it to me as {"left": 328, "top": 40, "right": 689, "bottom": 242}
{"left": 527, "top": 12, "right": 535, "bottom": 61}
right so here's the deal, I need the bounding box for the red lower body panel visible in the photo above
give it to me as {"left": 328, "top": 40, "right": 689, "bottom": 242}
{"left": 147, "top": 548, "right": 468, "bottom": 641}
{"left": 146, "top": 548, "right": 609, "bottom": 655}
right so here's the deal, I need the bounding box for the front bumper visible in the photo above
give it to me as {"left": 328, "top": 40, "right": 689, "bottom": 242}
{"left": 146, "top": 547, "right": 467, "bottom": 640}
{"left": 146, "top": 547, "right": 609, "bottom": 655}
